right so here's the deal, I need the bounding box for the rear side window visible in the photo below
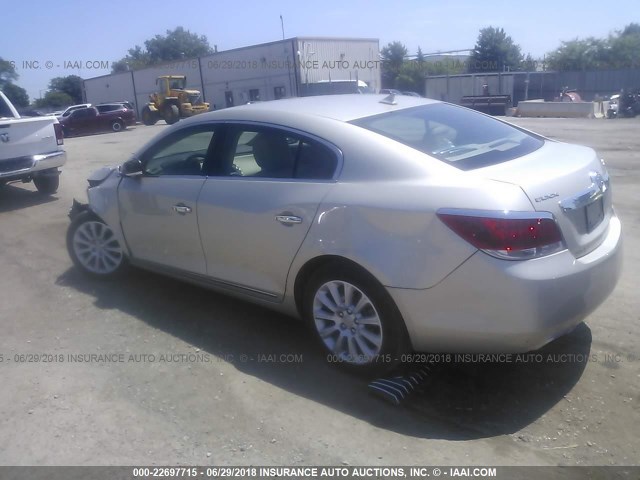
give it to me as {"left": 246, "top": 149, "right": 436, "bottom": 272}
{"left": 351, "top": 103, "right": 544, "bottom": 170}
{"left": 96, "top": 105, "right": 121, "bottom": 113}
{"left": 224, "top": 127, "right": 338, "bottom": 180}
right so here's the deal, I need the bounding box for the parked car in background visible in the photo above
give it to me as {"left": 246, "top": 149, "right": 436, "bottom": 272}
{"left": 380, "top": 88, "right": 402, "bottom": 95}
{"left": 66, "top": 95, "right": 622, "bottom": 375}
{"left": 402, "top": 91, "right": 422, "bottom": 97}
{"left": 17, "top": 108, "right": 46, "bottom": 117}
{"left": 57, "top": 103, "right": 92, "bottom": 119}
{"left": 59, "top": 105, "right": 136, "bottom": 137}
{"left": 0, "top": 91, "right": 66, "bottom": 194}
{"left": 117, "top": 101, "right": 135, "bottom": 110}
{"left": 97, "top": 102, "right": 135, "bottom": 112}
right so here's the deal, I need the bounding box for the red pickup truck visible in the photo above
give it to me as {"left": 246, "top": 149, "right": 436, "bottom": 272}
{"left": 59, "top": 104, "right": 136, "bottom": 137}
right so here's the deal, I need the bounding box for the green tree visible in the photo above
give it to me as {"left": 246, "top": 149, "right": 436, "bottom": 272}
{"left": 380, "top": 41, "right": 408, "bottom": 88}
{"left": 0, "top": 57, "right": 19, "bottom": 89}
{"left": 545, "top": 23, "right": 640, "bottom": 71}
{"left": 469, "top": 27, "right": 523, "bottom": 72}
{"left": 112, "top": 27, "right": 214, "bottom": 73}
{"left": 2, "top": 82, "right": 29, "bottom": 108}
{"left": 396, "top": 50, "right": 469, "bottom": 94}
{"left": 423, "top": 56, "right": 468, "bottom": 76}
{"left": 1, "top": 57, "right": 31, "bottom": 108}
{"left": 521, "top": 53, "right": 537, "bottom": 71}
{"left": 545, "top": 37, "right": 608, "bottom": 71}
{"left": 608, "top": 23, "right": 640, "bottom": 68}
{"left": 48, "top": 75, "right": 83, "bottom": 104}
{"left": 396, "top": 62, "right": 425, "bottom": 93}
{"left": 34, "top": 91, "right": 74, "bottom": 109}
{"left": 111, "top": 46, "right": 151, "bottom": 73}
{"left": 621, "top": 22, "right": 640, "bottom": 36}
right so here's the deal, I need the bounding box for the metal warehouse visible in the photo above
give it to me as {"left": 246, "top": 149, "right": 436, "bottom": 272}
{"left": 83, "top": 37, "right": 381, "bottom": 116}
{"left": 425, "top": 69, "right": 640, "bottom": 105}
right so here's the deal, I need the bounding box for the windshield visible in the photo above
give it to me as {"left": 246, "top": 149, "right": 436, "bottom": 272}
{"left": 351, "top": 103, "right": 544, "bottom": 170}
{"left": 170, "top": 78, "right": 186, "bottom": 89}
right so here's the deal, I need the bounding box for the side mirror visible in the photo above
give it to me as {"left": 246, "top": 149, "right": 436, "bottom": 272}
{"left": 120, "top": 158, "right": 143, "bottom": 176}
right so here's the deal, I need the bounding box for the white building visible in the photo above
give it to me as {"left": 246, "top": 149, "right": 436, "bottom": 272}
{"left": 83, "top": 37, "right": 381, "bottom": 116}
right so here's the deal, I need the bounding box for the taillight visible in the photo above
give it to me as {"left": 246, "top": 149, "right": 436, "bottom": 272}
{"left": 53, "top": 123, "right": 64, "bottom": 145}
{"left": 437, "top": 209, "right": 566, "bottom": 260}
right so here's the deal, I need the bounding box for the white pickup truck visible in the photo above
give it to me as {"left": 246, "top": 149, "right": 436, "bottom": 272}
{"left": 0, "top": 91, "right": 66, "bottom": 194}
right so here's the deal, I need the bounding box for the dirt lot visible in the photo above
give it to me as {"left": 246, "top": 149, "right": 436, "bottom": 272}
{"left": 0, "top": 116, "right": 638, "bottom": 467}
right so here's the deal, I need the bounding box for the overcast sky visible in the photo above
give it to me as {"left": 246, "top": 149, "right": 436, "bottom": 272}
{"left": 2, "top": 0, "right": 638, "bottom": 100}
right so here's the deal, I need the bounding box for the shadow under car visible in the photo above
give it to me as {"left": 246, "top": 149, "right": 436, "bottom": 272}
{"left": 56, "top": 266, "right": 592, "bottom": 440}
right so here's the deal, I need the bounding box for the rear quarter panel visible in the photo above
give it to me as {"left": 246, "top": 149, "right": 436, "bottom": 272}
{"left": 289, "top": 176, "right": 535, "bottom": 290}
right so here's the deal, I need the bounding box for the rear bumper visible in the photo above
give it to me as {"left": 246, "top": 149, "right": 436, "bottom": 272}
{"left": 389, "top": 214, "right": 623, "bottom": 353}
{"left": 0, "top": 150, "right": 66, "bottom": 179}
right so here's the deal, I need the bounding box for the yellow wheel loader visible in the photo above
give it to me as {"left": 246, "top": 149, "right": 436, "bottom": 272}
{"left": 141, "top": 75, "right": 210, "bottom": 126}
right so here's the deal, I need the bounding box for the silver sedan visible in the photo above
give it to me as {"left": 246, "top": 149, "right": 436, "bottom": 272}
{"left": 66, "top": 94, "right": 623, "bottom": 375}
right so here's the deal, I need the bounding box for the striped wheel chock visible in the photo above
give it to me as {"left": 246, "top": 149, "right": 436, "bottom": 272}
{"left": 368, "top": 364, "right": 433, "bottom": 405}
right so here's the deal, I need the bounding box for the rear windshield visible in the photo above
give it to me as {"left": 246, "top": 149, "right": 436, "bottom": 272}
{"left": 350, "top": 103, "right": 544, "bottom": 170}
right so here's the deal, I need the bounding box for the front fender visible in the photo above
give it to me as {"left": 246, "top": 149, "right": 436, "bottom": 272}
{"left": 68, "top": 199, "right": 90, "bottom": 221}
{"left": 72, "top": 170, "right": 128, "bottom": 255}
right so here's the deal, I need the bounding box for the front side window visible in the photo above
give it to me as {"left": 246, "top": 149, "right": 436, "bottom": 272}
{"left": 351, "top": 103, "right": 544, "bottom": 170}
{"left": 225, "top": 127, "right": 337, "bottom": 180}
{"left": 142, "top": 126, "right": 216, "bottom": 176}
{"left": 71, "top": 108, "right": 95, "bottom": 119}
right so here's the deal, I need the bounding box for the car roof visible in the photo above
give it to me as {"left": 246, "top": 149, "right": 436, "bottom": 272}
{"left": 197, "top": 94, "right": 440, "bottom": 124}
{"left": 62, "top": 104, "right": 91, "bottom": 112}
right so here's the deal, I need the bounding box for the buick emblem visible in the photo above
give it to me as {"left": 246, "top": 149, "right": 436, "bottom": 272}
{"left": 0, "top": 132, "right": 9, "bottom": 143}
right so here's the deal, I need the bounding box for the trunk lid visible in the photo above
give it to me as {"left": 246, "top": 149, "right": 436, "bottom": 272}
{"left": 470, "top": 140, "right": 612, "bottom": 258}
{"left": 0, "top": 116, "right": 61, "bottom": 161}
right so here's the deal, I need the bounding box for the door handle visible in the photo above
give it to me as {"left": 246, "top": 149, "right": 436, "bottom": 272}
{"left": 172, "top": 204, "right": 192, "bottom": 215}
{"left": 275, "top": 215, "right": 302, "bottom": 225}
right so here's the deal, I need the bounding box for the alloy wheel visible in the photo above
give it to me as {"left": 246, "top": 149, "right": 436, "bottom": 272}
{"left": 312, "top": 280, "right": 383, "bottom": 364}
{"left": 72, "top": 221, "right": 123, "bottom": 275}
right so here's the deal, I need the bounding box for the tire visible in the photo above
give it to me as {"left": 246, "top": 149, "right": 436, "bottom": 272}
{"left": 33, "top": 174, "right": 59, "bottom": 194}
{"left": 303, "top": 264, "right": 410, "bottom": 377}
{"left": 111, "top": 120, "right": 124, "bottom": 132}
{"left": 141, "top": 106, "right": 158, "bottom": 126}
{"left": 163, "top": 104, "right": 180, "bottom": 125}
{"left": 66, "top": 211, "right": 128, "bottom": 278}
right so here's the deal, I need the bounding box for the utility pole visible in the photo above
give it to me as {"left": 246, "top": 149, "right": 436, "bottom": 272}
{"left": 280, "top": 15, "right": 285, "bottom": 40}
